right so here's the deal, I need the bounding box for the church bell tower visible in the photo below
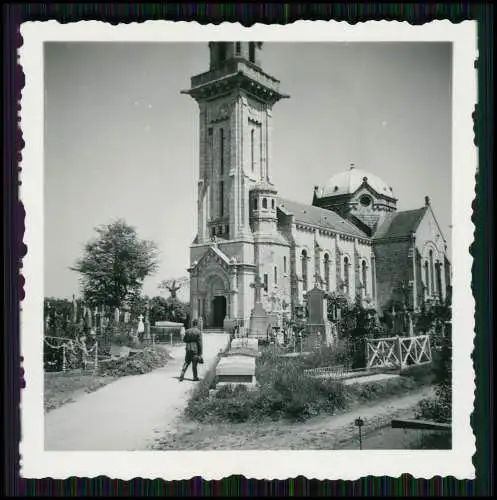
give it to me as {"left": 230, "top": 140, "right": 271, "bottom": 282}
{"left": 182, "top": 42, "right": 289, "bottom": 244}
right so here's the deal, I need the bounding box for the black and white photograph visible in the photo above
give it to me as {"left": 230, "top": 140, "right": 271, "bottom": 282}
{"left": 20, "top": 21, "right": 476, "bottom": 480}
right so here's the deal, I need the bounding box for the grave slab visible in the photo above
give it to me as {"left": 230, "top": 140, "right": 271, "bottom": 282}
{"left": 216, "top": 355, "right": 257, "bottom": 388}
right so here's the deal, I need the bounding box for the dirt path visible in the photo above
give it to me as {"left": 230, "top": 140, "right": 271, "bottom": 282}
{"left": 154, "top": 386, "right": 435, "bottom": 450}
{"left": 44, "top": 333, "right": 229, "bottom": 451}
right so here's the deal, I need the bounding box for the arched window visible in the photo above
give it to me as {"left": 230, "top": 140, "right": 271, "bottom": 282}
{"left": 253, "top": 197, "right": 258, "bottom": 210}
{"left": 323, "top": 253, "right": 330, "bottom": 291}
{"left": 429, "top": 250, "right": 435, "bottom": 295}
{"left": 220, "top": 128, "right": 224, "bottom": 175}
{"left": 235, "top": 42, "right": 241, "bottom": 56}
{"left": 271, "top": 199, "right": 275, "bottom": 210}
{"left": 301, "top": 250, "right": 308, "bottom": 291}
{"left": 251, "top": 129, "right": 255, "bottom": 172}
{"left": 249, "top": 42, "right": 256, "bottom": 63}
{"left": 343, "top": 256, "right": 350, "bottom": 295}
{"left": 361, "top": 260, "right": 368, "bottom": 296}
{"left": 219, "top": 181, "right": 224, "bottom": 217}
{"left": 435, "top": 262, "right": 443, "bottom": 299}
{"left": 424, "top": 261, "right": 430, "bottom": 296}
{"left": 262, "top": 198, "right": 268, "bottom": 209}
{"left": 283, "top": 256, "right": 287, "bottom": 274}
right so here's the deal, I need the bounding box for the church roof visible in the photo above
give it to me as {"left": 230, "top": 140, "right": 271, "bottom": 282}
{"left": 318, "top": 164, "right": 396, "bottom": 199}
{"left": 374, "top": 207, "right": 427, "bottom": 240}
{"left": 277, "top": 198, "right": 367, "bottom": 238}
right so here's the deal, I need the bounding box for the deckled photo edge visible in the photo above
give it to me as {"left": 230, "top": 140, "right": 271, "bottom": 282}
{"left": 18, "top": 19, "right": 477, "bottom": 480}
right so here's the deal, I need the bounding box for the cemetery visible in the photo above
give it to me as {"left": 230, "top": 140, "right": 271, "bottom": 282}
{"left": 185, "top": 282, "right": 451, "bottom": 434}
{"left": 43, "top": 295, "right": 181, "bottom": 412}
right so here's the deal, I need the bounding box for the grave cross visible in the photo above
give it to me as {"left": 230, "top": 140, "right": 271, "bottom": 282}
{"left": 313, "top": 272, "right": 323, "bottom": 288}
{"left": 250, "top": 275, "right": 265, "bottom": 303}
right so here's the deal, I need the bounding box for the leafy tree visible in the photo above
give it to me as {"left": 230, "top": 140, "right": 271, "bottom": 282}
{"left": 149, "top": 296, "right": 169, "bottom": 324}
{"left": 158, "top": 277, "right": 188, "bottom": 299}
{"left": 71, "top": 220, "right": 159, "bottom": 309}
{"left": 165, "top": 298, "right": 191, "bottom": 325}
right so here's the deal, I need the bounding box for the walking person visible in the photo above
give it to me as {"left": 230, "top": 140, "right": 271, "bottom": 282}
{"left": 179, "top": 319, "right": 203, "bottom": 382}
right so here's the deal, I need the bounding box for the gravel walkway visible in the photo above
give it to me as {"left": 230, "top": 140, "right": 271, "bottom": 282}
{"left": 44, "top": 333, "right": 229, "bottom": 451}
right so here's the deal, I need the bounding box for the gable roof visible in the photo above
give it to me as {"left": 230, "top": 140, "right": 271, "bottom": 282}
{"left": 191, "top": 244, "right": 232, "bottom": 272}
{"left": 374, "top": 207, "right": 427, "bottom": 240}
{"left": 277, "top": 197, "right": 367, "bottom": 239}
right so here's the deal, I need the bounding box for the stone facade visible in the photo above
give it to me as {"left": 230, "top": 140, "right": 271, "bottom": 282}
{"left": 183, "top": 42, "right": 451, "bottom": 330}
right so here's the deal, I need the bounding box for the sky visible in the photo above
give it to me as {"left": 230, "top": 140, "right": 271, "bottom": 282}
{"left": 44, "top": 42, "right": 452, "bottom": 301}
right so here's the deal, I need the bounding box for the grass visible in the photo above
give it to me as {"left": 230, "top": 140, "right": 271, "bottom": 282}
{"left": 44, "top": 371, "right": 117, "bottom": 412}
{"left": 185, "top": 346, "right": 434, "bottom": 424}
{"left": 412, "top": 431, "right": 452, "bottom": 449}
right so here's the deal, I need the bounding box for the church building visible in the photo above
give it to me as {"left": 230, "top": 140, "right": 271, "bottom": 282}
{"left": 182, "top": 42, "right": 451, "bottom": 331}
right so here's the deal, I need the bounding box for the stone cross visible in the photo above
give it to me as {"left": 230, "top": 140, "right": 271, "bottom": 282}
{"left": 313, "top": 272, "right": 323, "bottom": 288}
{"left": 250, "top": 275, "right": 265, "bottom": 303}
{"left": 137, "top": 314, "right": 145, "bottom": 334}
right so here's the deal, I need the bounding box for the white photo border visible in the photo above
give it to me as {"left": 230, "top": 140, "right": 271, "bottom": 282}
{"left": 19, "top": 20, "right": 477, "bottom": 480}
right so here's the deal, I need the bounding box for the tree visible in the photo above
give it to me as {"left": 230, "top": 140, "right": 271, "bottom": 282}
{"left": 71, "top": 219, "right": 159, "bottom": 309}
{"left": 158, "top": 277, "right": 188, "bottom": 299}
{"left": 146, "top": 296, "right": 170, "bottom": 324}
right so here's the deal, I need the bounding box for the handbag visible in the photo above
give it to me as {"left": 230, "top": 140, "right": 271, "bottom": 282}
{"left": 195, "top": 355, "right": 204, "bottom": 364}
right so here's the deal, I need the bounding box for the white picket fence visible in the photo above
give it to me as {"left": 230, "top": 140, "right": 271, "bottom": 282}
{"left": 366, "top": 335, "right": 432, "bottom": 370}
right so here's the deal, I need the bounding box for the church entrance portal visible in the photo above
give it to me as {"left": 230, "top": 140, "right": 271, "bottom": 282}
{"left": 212, "top": 296, "right": 227, "bottom": 328}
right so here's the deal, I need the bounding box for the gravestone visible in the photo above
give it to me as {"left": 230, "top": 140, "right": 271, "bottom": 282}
{"left": 230, "top": 337, "right": 260, "bottom": 357}
{"left": 248, "top": 302, "right": 270, "bottom": 340}
{"left": 215, "top": 356, "right": 256, "bottom": 387}
{"left": 304, "top": 285, "right": 333, "bottom": 349}
{"left": 215, "top": 333, "right": 260, "bottom": 389}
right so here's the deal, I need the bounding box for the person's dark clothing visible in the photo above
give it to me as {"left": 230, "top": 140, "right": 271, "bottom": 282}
{"left": 179, "top": 327, "right": 203, "bottom": 381}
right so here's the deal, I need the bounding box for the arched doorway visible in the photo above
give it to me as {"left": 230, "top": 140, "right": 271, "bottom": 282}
{"left": 212, "top": 296, "right": 227, "bottom": 327}
{"left": 205, "top": 274, "right": 229, "bottom": 328}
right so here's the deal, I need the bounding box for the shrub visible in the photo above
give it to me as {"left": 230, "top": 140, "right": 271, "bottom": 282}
{"left": 348, "top": 377, "right": 417, "bottom": 403}
{"left": 300, "top": 342, "right": 350, "bottom": 370}
{"left": 187, "top": 347, "right": 349, "bottom": 423}
{"left": 97, "top": 346, "right": 171, "bottom": 377}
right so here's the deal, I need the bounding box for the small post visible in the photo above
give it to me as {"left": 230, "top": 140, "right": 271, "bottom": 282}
{"left": 62, "top": 344, "right": 67, "bottom": 373}
{"left": 397, "top": 335, "right": 402, "bottom": 370}
{"left": 170, "top": 332, "right": 173, "bottom": 346}
{"left": 94, "top": 341, "right": 98, "bottom": 372}
{"left": 355, "top": 417, "right": 364, "bottom": 450}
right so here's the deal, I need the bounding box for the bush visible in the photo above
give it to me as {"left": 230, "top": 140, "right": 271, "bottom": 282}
{"left": 187, "top": 347, "right": 348, "bottom": 423}
{"left": 98, "top": 346, "right": 171, "bottom": 377}
{"left": 347, "top": 376, "right": 417, "bottom": 403}
{"left": 185, "top": 342, "right": 433, "bottom": 425}
{"left": 299, "top": 342, "right": 350, "bottom": 370}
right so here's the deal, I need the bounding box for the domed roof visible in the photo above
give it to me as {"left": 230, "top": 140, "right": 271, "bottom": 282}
{"left": 319, "top": 164, "right": 395, "bottom": 199}
{"left": 251, "top": 180, "right": 278, "bottom": 194}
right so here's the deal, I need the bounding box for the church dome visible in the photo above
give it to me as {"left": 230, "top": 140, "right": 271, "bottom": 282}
{"left": 319, "top": 164, "right": 395, "bottom": 199}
